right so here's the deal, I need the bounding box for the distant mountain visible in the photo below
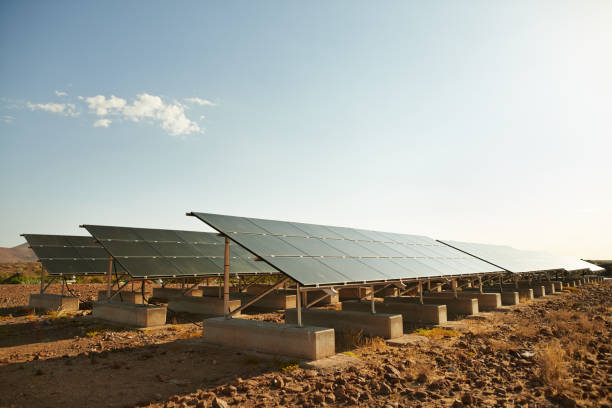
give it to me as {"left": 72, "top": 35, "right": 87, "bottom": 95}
{"left": 0, "top": 243, "right": 37, "bottom": 263}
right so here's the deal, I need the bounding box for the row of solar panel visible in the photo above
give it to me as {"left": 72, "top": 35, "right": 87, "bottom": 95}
{"left": 22, "top": 213, "right": 603, "bottom": 286}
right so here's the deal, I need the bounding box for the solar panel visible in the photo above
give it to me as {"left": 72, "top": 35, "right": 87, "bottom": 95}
{"left": 188, "top": 213, "right": 504, "bottom": 286}
{"left": 438, "top": 239, "right": 600, "bottom": 274}
{"left": 81, "top": 225, "right": 276, "bottom": 279}
{"left": 21, "top": 234, "right": 121, "bottom": 276}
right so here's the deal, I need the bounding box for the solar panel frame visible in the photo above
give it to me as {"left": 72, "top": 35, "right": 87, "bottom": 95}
{"left": 81, "top": 225, "right": 277, "bottom": 279}
{"left": 437, "top": 239, "right": 597, "bottom": 274}
{"left": 188, "top": 212, "right": 506, "bottom": 287}
{"left": 21, "top": 234, "right": 119, "bottom": 276}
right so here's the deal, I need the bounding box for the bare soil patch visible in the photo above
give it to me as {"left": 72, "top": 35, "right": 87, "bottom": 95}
{"left": 0, "top": 282, "right": 610, "bottom": 407}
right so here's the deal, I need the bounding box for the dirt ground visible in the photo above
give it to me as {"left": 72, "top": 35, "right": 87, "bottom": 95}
{"left": 0, "top": 282, "right": 610, "bottom": 408}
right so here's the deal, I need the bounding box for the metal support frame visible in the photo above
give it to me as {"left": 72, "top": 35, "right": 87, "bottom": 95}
{"left": 40, "top": 264, "right": 45, "bottom": 294}
{"left": 240, "top": 274, "right": 269, "bottom": 293}
{"left": 418, "top": 281, "right": 423, "bottom": 304}
{"left": 106, "top": 257, "right": 113, "bottom": 298}
{"left": 399, "top": 283, "right": 421, "bottom": 297}
{"left": 305, "top": 288, "right": 335, "bottom": 308}
{"left": 223, "top": 236, "right": 230, "bottom": 319}
{"left": 296, "top": 282, "right": 302, "bottom": 327}
{"left": 182, "top": 280, "right": 203, "bottom": 296}
{"left": 478, "top": 276, "right": 483, "bottom": 293}
{"left": 451, "top": 279, "right": 458, "bottom": 299}
{"left": 370, "top": 285, "right": 376, "bottom": 314}
{"left": 499, "top": 274, "right": 503, "bottom": 291}
{"left": 108, "top": 280, "right": 132, "bottom": 301}
{"left": 225, "top": 276, "right": 291, "bottom": 319}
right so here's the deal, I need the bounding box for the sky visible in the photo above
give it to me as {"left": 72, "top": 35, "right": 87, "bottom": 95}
{"left": 0, "top": 1, "right": 610, "bottom": 259}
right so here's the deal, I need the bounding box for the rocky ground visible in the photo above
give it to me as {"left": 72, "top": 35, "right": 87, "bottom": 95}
{"left": 0, "top": 282, "right": 610, "bottom": 408}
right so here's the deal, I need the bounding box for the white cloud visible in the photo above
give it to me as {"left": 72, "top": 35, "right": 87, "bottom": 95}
{"left": 85, "top": 95, "right": 127, "bottom": 116}
{"left": 5, "top": 92, "right": 210, "bottom": 136}
{"left": 184, "top": 97, "right": 215, "bottom": 106}
{"left": 26, "top": 102, "right": 78, "bottom": 117}
{"left": 85, "top": 93, "right": 201, "bottom": 136}
{"left": 0, "top": 115, "right": 15, "bottom": 123}
{"left": 93, "top": 118, "right": 111, "bottom": 128}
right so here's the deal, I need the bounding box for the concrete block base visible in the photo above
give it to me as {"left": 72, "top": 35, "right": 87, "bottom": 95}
{"left": 341, "top": 300, "right": 447, "bottom": 325}
{"left": 92, "top": 302, "right": 166, "bottom": 327}
{"left": 285, "top": 308, "right": 403, "bottom": 339}
{"left": 542, "top": 283, "right": 556, "bottom": 295}
{"left": 29, "top": 294, "right": 79, "bottom": 312}
{"left": 552, "top": 282, "right": 563, "bottom": 291}
{"left": 97, "top": 290, "right": 150, "bottom": 304}
{"left": 463, "top": 289, "right": 519, "bottom": 306}
{"left": 432, "top": 292, "right": 502, "bottom": 311}
{"left": 168, "top": 296, "right": 241, "bottom": 316}
{"left": 202, "top": 317, "right": 335, "bottom": 360}
{"left": 384, "top": 296, "right": 478, "bottom": 318}
{"left": 233, "top": 292, "right": 296, "bottom": 310}
{"left": 152, "top": 287, "right": 202, "bottom": 301}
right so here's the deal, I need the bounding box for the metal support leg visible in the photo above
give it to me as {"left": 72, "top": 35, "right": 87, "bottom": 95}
{"left": 418, "top": 281, "right": 423, "bottom": 304}
{"left": 40, "top": 264, "right": 45, "bottom": 294}
{"left": 61, "top": 277, "right": 65, "bottom": 297}
{"left": 499, "top": 275, "right": 503, "bottom": 292}
{"left": 452, "top": 279, "right": 458, "bottom": 299}
{"left": 107, "top": 257, "right": 113, "bottom": 298}
{"left": 296, "top": 283, "right": 302, "bottom": 327}
{"left": 223, "top": 236, "right": 230, "bottom": 319}
{"left": 478, "top": 276, "right": 483, "bottom": 294}
{"left": 370, "top": 285, "right": 376, "bottom": 314}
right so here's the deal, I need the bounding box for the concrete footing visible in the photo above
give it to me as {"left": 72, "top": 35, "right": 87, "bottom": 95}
{"left": 97, "top": 290, "right": 150, "bottom": 304}
{"left": 384, "top": 296, "right": 478, "bottom": 318}
{"left": 430, "top": 292, "right": 502, "bottom": 311}
{"left": 29, "top": 293, "right": 79, "bottom": 312}
{"left": 168, "top": 296, "right": 241, "bottom": 316}
{"left": 92, "top": 302, "right": 166, "bottom": 327}
{"left": 202, "top": 317, "right": 335, "bottom": 360}
{"left": 552, "top": 282, "right": 564, "bottom": 291}
{"left": 152, "top": 287, "right": 202, "bottom": 301}
{"left": 542, "top": 282, "right": 556, "bottom": 295}
{"left": 233, "top": 292, "right": 296, "bottom": 310}
{"left": 463, "top": 289, "right": 519, "bottom": 306}
{"left": 285, "top": 308, "right": 403, "bottom": 339}
{"left": 341, "top": 300, "right": 447, "bottom": 325}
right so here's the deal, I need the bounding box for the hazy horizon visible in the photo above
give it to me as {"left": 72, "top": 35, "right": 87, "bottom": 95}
{"left": 1, "top": 1, "right": 610, "bottom": 259}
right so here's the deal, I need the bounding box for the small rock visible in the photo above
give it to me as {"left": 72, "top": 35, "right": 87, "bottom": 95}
{"left": 271, "top": 375, "right": 284, "bottom": 388}
{"left": 211, "top": 397, "right": 228, "bottom": 408}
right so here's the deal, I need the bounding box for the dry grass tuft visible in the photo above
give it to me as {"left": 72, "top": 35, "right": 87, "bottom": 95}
{"left": 336, "top": 329, "right": 388, "bottom": 353}
{"left": 565, "top": 286, "right": 579, "bottom": 292}
{"left": 414, "top": 327, "right": 458, "bottom": 339}
{"left": 513, "top": 323, "right": 539, "bottom": 339}
{"left": 535, "top": 340, "right": 569, "bottom": 392}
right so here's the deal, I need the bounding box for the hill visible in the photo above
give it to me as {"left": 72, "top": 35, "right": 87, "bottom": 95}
{"left": 0, "top": 243, "right": 37, "bottom": 263}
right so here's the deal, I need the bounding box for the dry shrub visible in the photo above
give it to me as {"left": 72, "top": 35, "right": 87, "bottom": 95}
{"left": 405, "top": 359, "right": 434, "bottom": 383}
{"left": 565, "top": 286, "right": 579, "bottom": 292}
{"left": 465, "top": 320, "right": 495, "bottom": 337}
{"left": 178, "top": 329, "right": 202, "bottom": 339}
{"left": 489, "top": 338, "right": 515, "bottom": 353}
{"left": 414, "top": 327, "right": 458, "bottom": 339}
{"left": 336, "top": 329, "right": 387, "bottom": 353}
{"left": 513, "top": 324, "right": 539, "bottom": 339}
{"left": 535, "top": 339, "right": 569, "bottom": 392}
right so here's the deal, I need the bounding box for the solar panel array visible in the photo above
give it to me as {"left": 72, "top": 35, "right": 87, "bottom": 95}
{"left": 81, "top": 225, "right": 277, "bottom": 279}
{"left": 188, "top": 213, "right": 504, "bottom": 286}
{"left": 22, "top": 234, "right": 122, "bottom": 276}
{"left": 438, "top": 240, "right": 603, "bottom": 273}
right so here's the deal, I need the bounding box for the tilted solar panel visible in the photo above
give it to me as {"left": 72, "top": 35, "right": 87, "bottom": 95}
{"left": 438, "top": 239, "right": 600, "bottom": 274}
{"left": 188, "top": 212, "right": 504, "bottom": 286}
{"left": 21, "top": 234, "right": 121, "bottom": 276}
{"left": 81, "top": 225, "right": 276, "bottom": 279}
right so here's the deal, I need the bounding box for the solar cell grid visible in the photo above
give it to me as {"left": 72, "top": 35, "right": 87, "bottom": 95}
{"left": 82, "top": 225, "right": 276, "bottom": 279}
{"left": 21, "top": 234, "right": 119, "bottom": 276}
{"left": 189, "top": 212, "right": 506, "bottom": 286}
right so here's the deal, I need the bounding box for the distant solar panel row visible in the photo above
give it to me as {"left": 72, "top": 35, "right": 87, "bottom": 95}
{"left": 82, "top": 225, "right": 276, "bottom": 278}
{"left": 189, "top": 213, "right": 504, "bottom": 286}
{"left": 21, "top": 234, "right": 122, "bottom": 276}
{"left": 438, "top": 240, "right": 604, "bottom": 274}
